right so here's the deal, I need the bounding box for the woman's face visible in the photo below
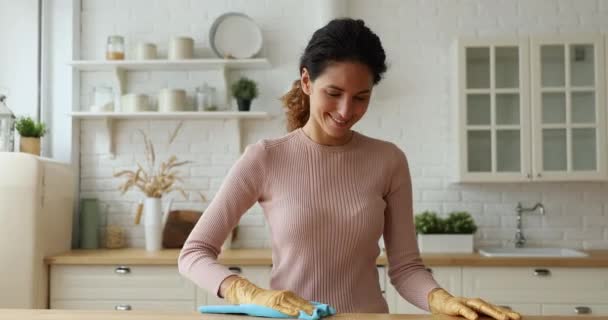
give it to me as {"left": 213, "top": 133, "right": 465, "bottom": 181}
{"left": 301, "top": 61, "right": 373, "bottom": 144}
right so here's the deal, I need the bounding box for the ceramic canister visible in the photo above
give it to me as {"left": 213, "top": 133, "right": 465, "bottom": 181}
{"left": 135, "top": 42, "right": 157, "bottom": 60}
{"left": 158, "top": 89, "right": 186, "bottom": 112}
{"left": 120, "top": 94, "right": 150, "bottom": 112}
{"left": 168, "top": 37, "right": 194, "bottom": 60}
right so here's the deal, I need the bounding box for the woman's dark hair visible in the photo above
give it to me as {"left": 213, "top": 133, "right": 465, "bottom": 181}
{"left": 281, "top": 18, "right": 387, "bottom": 131}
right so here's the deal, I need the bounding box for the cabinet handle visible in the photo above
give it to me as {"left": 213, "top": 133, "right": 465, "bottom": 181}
{"left": 533, "top": 268, "right": 551, "bottom": 277}
{"left": 114, "top": 266, "right": 131, "bottom": 275}
{"left": 115, "top": 304, "right": 132, "bottom": 311}
{"left": 426, "top": 268, "right": 433, "bottom": 274}
{"left": 228, "top": 266, "right": 242, "bottom": 274}
{"left": 526, "top": 173, "right": 532, "bottom": 179}
{"left": 498, "top": 305, "right": 512, "bottom": 310}
{"left": 574, "top": 306, "right": 591, "bottom": 314}
{"left": 537, "top": 173, "right": 542, "bottom": 178}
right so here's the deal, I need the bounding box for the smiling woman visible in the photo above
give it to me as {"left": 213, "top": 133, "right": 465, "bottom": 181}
{"left": 178, "top": 18, "right": 520, "bottom": 320}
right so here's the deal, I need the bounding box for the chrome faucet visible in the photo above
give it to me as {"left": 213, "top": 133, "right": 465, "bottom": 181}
{"left": 514, "top": 202, "right": 545, "bottom": 248}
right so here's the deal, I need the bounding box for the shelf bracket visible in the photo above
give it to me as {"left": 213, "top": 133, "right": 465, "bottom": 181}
{"left": 112, "top": 67, "right": 127, "bottom": 111}
{"left": 104, "top": 117, "right": 116, "bottom": 158}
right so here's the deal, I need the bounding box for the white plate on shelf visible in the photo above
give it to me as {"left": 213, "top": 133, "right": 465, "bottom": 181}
{"left": 209, "top": 12, "right": 263, "bottom": 59}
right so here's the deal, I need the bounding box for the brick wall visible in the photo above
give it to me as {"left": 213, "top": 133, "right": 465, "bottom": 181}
{"left": 78, "top": 0, "right": 608, "bottom": 249}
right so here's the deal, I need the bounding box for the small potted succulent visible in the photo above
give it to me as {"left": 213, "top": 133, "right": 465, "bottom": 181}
{"left": 415, "top": 211, "right": 477, "bottom": 253}
{"left": 15, "top": 116, "right": 47, "bottom": 156}
{"left": 231, "top": 77, "right": 258, "bottom": 111}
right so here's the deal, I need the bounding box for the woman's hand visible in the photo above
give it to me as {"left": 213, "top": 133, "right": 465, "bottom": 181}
{"left": 223, "top": 276, "right": 315, "bottom": 317}
{"left": 428, "top": 288, "right": 521, "bottom": 320}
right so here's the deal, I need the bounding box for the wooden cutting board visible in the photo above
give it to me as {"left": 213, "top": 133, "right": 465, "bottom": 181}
{"left": 162, "top": 210, "right": 202, "bottom": 248}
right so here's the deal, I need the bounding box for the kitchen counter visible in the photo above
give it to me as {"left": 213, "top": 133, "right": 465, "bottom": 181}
{"left": 45, "top": 248, "right": 608, "bottom": 267}
{"left": 0, "top": 309, "right": 602, "bottom": 320}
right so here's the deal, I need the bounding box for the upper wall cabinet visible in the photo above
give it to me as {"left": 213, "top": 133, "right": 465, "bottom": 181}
{"left": 456, "top": 38, "right": 531, "bottom": 182}
{"left": 456, "top": 36, "right": 607, "bottom": 182}
{"left": 530, "top": 36, "right": 606, "bottom": 181}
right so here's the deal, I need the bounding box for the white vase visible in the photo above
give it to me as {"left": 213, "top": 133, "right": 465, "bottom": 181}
{"left": 417, "top": 234, "right": 474, "bottom": 253}
{"left": 144, "top": 197, "right": 163, "bottom": 251}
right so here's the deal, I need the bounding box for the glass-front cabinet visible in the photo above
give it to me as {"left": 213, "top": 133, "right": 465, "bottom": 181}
{"left": 457, "top": 39, "right": 531, "bottom": 182}
{"left": 531, "top": 36, "right": 606, "bottom": 181}
{"left": 457, "top": 36, "right": 607, "bottom": 182}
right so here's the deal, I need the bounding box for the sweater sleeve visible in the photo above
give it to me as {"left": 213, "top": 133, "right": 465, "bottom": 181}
{"left": 178, "top": 141, "right": 267, "bottom": 298}
{"left": 383, "top": 145, "right": 440, "bottom": 311}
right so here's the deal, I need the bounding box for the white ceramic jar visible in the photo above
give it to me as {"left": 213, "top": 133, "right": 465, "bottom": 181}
{"left": 135, "top": 42, "right": 157, "bottom": 60}
{"left": 168, "top": 37, "right": 194, "bottom": 60}
{"left": 158, "top": 89, "right": 186, "bottom": 112}
{"left": 120, "top": 94, "right": 150, "bottom": 112}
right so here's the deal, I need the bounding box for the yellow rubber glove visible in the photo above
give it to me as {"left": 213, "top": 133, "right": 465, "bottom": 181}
{"left": 428, "top": 288, "right": 522, "bottom": 320}
{"left": 224, "top": 276, "right": 315, "bottom": 317}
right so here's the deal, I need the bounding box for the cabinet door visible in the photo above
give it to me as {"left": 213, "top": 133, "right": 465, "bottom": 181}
{"left": 386, "top": 267, "right": 462, "bottom": 314}
{"left": 462, "top": 267, "right": 608, "bottom": 304}
{"left": 531, "top": 35, "right": 607, "bottom": 181}
{"left": 457, "top": 38, "right": 531, "bottom": 182}
{"left": 198, "top": 265, "right": 272, "bottom": 307}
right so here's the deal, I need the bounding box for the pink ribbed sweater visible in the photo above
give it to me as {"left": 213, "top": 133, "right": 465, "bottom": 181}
{"left": 178, "top": 128, "right": 439, "bottom": 313}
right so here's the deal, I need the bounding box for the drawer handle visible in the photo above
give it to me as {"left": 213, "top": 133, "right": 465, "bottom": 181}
{"left": 228, "top": 267, "right": 242, "bottom": 274}
{"left": 533, "top": 269, "right": 551, "bottom": 277}
{"left": 115, "top": 304, "right": 132, "bottom": 311}
{"left": 498, "top": 305, "right": 512, "bottom": 310}
{"left": 115, "top": 266, "right": 131, "bottom": 275}
{"left": 426, "top": 268, "right": 433, "bottom": 274}
{"left": 575, "top": 306, "right": 591, "bottom": 314}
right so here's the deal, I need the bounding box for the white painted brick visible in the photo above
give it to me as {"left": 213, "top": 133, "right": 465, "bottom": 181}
{"left": 541, "top": 240, "right": 583, "bottom": 249}
{"left": 501, "top": 191, "right": 542, "bottom": 203}
{"left": 543, "top": 216, "right": 582, "bottom": 228}
{"left": 501, "top": 215, "right": 543, "bottom": 228}
{"left": 442, "top": 203, "right": 484, "bottom": 215}
{"left": 557, "top": 0, "right": 598, "bottom": 13}
{"left": 422, "top": 190, "right": 460, "bottom": 202}
{"left": 413, "top": 203, "right": 443, "bottom": 214}
{"left": 412, "top": 178, "right": 443, "bottom": 189}
{"left": 564, "top": 203, "right": 603, "bottom": 216}
{"left": 461, "top": 190, "right": 501, "bottom": 203}
{"left": 564, "top": 228, "right": 604, "bottom": 241}
{"left": 522, "top": 228, "right": 564, "bottom": 241}
{"left": 584, "top": 215, "right": 608, "bottom": 227}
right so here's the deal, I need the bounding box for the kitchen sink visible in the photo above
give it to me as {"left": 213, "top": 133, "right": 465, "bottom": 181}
{"left": 478, "top": 247, "right": 588, "bottom": 257}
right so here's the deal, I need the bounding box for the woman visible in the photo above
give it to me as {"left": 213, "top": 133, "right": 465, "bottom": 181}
{"left": 179, "top": 18, "right": 520, "bottom": 320}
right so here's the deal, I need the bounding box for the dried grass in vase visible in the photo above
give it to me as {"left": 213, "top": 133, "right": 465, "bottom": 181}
{"left": 114, "top": 122, "right": 192, "bottom": 199}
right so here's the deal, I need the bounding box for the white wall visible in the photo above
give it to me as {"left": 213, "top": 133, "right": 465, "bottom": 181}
{"left": 75, "top": 0, "right": 608, "bottom": 249}
{"left": 0, "top": 0, "right": 39, "bottom": 118}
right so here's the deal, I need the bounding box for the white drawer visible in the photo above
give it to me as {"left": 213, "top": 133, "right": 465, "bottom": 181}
{"left": 50, "top": 299, "right": 195, "bottom": 312}
{"left": 50, "top": 265, "right": 195, "bottom": 300}
{"left": 542, "top": 304, "right": 608, "bottom": 316}
{"left": 463, "top": 267, "right": 608, "bottom": 304}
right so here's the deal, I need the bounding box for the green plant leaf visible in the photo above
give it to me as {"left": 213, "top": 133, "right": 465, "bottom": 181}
{"left": 231, "top": 77, "right": 258, "bottom": 100}
{"left": 15, "top": 117, "right": 46, "bottom": 138}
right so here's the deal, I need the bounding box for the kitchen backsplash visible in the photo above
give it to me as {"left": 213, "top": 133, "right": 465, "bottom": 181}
{"left": 79, "top": 0, "right": 608, "bottom": 249}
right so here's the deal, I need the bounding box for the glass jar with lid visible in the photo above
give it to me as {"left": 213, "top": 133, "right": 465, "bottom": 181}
{"left": 195, "top": 84, "right": 218, "bottom": 111}
{"left": 106, "top": 35, "right": 125, "bottom": 60}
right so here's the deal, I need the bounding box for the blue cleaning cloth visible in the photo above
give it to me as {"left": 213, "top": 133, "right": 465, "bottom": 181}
{"left": 199, "top": 301, "right": 337, "bottom": 319}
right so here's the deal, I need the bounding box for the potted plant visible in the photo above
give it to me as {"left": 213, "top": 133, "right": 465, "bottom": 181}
{"left": 231, "top": 77, "right": 258, "bottom": 111}
{"left": 415, "top": 211, "right": 477, "bottom": 253}
{"left": 15, "top": 116, "right": 46, "bottom": 156}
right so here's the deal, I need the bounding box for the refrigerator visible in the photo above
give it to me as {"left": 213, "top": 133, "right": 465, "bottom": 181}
{"left": 0, "top": 152, "right": 75, "bottom": 308}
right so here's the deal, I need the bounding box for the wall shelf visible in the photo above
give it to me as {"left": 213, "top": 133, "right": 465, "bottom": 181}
{"left": 70, "top": 111, "right": 271, "bottom": 157}
{"left": 68, "top": 58, "right": 271, "bottom": 71}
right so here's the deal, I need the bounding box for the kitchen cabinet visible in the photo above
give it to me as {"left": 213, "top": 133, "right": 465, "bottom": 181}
{"left": 462, "top": 267, "right": 608, "bottom": 316}
{"left": 385, "top": 267, "right": 462, "bottom": 314}
{"left": 530, "top": 36, "right": 607, "bottom": 181}
{"left": 456, "top": 35, "right": 607, "bottom": 182}
{"left": 50, "top": 265, "right": 196, "bottom": 312}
